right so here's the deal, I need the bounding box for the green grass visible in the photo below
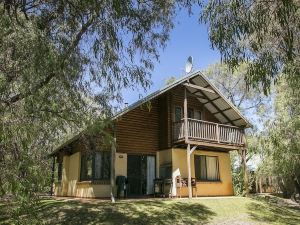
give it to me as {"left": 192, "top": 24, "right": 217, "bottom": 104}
{"left": 0, "top": 196, "right": 299, "bottom": 224}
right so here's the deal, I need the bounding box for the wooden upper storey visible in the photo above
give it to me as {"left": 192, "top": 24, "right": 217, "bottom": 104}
{"left": 52, "top": 71, "right": 250, "bottom": 156}
{"left": 115, "top": 85, "right": 246, "bottom": 154}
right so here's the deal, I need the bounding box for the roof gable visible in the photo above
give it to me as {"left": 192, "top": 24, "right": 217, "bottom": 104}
{"left": 114, "top": 70, "right": 251, "bottom": 127}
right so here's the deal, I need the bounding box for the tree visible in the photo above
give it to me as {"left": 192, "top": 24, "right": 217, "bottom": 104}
{"left": 0, "top": 1, "right": 195, "bottom": 222}
{"left": 204, "top": 62, "right": 270, "bottom": 195}
{"left": 164, "top": 76, "right": 177, "bottom": 85}
{"left": 201, "top": 0, "right": 300, "bottom": 94}
{"left": 257, "top": 78, "right": 300, "bottom": 200}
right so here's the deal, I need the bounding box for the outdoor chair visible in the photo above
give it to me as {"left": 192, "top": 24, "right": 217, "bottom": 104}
{"left": 176, "top": 176, "right": 198, "bottom": 198}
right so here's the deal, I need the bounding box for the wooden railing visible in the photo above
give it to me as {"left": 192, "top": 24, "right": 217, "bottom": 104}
{"left": 173, "top": 118, "right": 245, "bottom": 146}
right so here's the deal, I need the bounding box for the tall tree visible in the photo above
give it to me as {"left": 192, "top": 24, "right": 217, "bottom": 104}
{"left": 0, "top": 1, "right": 195, "bottom": 222}
{"left": 201, "top": 0, "right": 300, "bottom": 94}
{"left": 257, "top": 77, "right": 300, "bottom": 200}
{"left": 204, "top": 62, "right": 270, "bottom": 195}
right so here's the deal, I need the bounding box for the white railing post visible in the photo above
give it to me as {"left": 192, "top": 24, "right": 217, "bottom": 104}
{"left": 216, "top": 124, "right": 220, "bottom": 143}
{"left": 184, "top": 88, "right": 188, "bottom": 143}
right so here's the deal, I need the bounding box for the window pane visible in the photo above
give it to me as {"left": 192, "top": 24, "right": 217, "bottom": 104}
{"left": 206, "top": 156, "right": 219, "bottom": 181}
{"left": 102, "top": 152, "right": 111, "bottom": 179}
{"left": 57, "top": 162, "right": 62, "bottom": 181}
{"left": 86, "top": 155, "right": 93, "bottom": 179}
{"left": 200, "top": 156, "right": 207, "bottom": 180}
{"left": 80, "top": 155, "right": 86, "bottom": 180}
{"left": 194, "top": 111, "right": 201, "bottom": 120}
{"left": 94, "top": 152, "right": 102, "bottom": 179}
{"left": 80, "top": 154, "right": 93, "bottom": 181}
{"left": 194, "top": 156, "right": 201, "bottom": 180}
{"left": 175, "top": 107, "right": 182, "bottom": 122}
{"left": 188, "top": 108, "right": 194, "bottom": 118}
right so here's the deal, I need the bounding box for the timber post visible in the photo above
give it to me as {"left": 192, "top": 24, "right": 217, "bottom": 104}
{"left": 184, "top": 87, "right": 188, "bottom": 143}
{"left": 184, "top": 87, "right": 193, "bottom": 198}
{"left": 110, "top": 124, "right": 116, "bottom": 203}
{"left": 187, "top": 144, "right": 192, "bottom": 198}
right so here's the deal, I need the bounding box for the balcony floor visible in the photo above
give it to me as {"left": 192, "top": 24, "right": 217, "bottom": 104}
{"left": 173, "top": 138, "right": 245, "bottom": 151}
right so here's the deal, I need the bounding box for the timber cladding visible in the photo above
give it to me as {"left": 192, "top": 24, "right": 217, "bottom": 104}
{"left": 170, "top": 86, "right": 219, "bottom": 123}
{"left": 115, "top": 99, "right": 159, "bottom": 155}
{"left": 114, "top": 86, "right": 222, "bottom": 154}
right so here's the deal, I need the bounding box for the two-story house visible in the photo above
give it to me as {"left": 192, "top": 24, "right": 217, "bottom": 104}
{"left": 50, "top": 71, "right": 251, "bottom": 198}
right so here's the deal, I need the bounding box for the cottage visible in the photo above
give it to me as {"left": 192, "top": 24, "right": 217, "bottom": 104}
{"left": 50, "top": 71, "right": 251, "bottom": 198}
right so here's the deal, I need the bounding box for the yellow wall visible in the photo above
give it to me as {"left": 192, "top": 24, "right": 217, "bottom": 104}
{"left": 54, "top": 151, "right": 128, "bottom": 198}
{"left": 172, "top": 148, "right": 233, "bottom": 196}
{"left": 54, "top": 147, "right": 233, "bottom": 198}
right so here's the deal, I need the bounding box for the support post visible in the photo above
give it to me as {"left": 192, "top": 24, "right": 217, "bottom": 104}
{"left": 187, "top": 144, "right": 192, "bottom": 199}
{"left": 111, "top": 125, "right": 116, "bottom": 203}
{"left": 184, "top": 87, "right": 188, "bottom": 143}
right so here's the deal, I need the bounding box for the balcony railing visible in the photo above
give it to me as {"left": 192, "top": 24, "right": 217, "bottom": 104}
{"left": 173, "top": 118, "right": 245, "bottom": 146}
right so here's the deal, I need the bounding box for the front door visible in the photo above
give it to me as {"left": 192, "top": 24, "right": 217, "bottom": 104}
{"left": 127, "top": 155, "right": 155, "bottom": 196}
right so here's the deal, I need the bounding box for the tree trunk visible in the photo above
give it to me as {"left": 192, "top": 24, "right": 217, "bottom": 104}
{"left": 243, "top": 151, "right": 249, "bottom": 196}
{"left": 240, "top": 148, "right": 249, "bottom": 196}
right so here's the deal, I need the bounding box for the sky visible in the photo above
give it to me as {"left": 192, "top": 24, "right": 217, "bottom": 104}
{"left": 121, "top": 9, "right": 221, "bottom": 105}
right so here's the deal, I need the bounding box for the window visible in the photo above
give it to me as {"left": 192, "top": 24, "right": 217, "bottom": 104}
{"left": 194, "top": 155, "right": 220, "bottom": 181}
{"left": 57, "top": 162, "right": 62, "bottom": 181}
{"left": 174, "top": 106, "right": 182, "bottom": 122}
{"left": 194, "top": 110, "right": 202, "bottom": 120}
{"left": 80, "top": 154, "right": 93, "bottom": 181}
{"left": 54, "top": 156, "right": 63, "bottom": 181}
{"left": 80, "top": 151, "right": 111, "bottom": 181}
{"left": 188, "top": 108, "right": 194, "bottom": 118}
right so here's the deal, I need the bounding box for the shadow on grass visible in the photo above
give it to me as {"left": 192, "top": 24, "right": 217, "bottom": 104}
{"left": 0, "top": 201, "right": 11, "bottom": 224}
{"left": 247, "top": 197, "right": 300, "bottom": 225}
{"left": 36, "top": 199, "right": 215, "bottom": 225}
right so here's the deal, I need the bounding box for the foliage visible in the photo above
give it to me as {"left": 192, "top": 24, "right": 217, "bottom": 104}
{"left": 0, "top": 1, "right": 195, "bottom": 223}
{"left": 256, "top": 78, "right": 300, "bottom": 200}
{"left": 164, "top": 76, "right": 177, "bottom": 86}
{"left": 201, "top": 0, "right": 300, "bottom": 94}
{"left": 204, "top": 62, "right": 270, "bottom": 117}
{"left": 204, "top": 62, "right": 269, "bottom": 195}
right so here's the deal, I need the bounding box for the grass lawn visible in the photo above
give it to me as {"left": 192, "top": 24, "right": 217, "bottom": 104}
{"left": 0, "top": 196, "right": 299, "bottom": 225}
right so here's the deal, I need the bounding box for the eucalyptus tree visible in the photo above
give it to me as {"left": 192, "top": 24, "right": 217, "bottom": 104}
{"left": 201, "top": 0, "right": 300, "bottom": 93}
{"left": 0, "top": 1, "right": 195, "bottom": 222}
{"left": 204, "top": 62, "right": 271, "bottom": 195}
{"left": 257, "top": 78, "right": 300, "bottom": 200}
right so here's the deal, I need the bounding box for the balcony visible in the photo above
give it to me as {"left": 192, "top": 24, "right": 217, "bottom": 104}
{"left": 173, "top": 118, "right": 245, "bottom": 147}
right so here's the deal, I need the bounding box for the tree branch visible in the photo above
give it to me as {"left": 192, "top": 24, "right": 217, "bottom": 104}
{"left": 2, "top": 14, "right": 97, "bottom": 107}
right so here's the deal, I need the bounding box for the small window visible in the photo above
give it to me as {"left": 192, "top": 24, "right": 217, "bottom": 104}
{"left": 174, "top": 106, "right": 182, "bottom": 122}
{"left": 80, "top": 151, "right": 111, "bottom": 181}
{"left": 195, "top": 155, "right": 220, "bottom": 181}
{"left": 194, "top": 110, "right": 202, "bottom": 120}
{"left": 188, "top": 108, "right": 194, "bottom": 119}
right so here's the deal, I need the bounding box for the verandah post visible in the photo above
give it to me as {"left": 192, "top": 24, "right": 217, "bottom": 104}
{"left": 184, "top": 87, "right": 188, "bottom": 142}
{"left": 187, "top": 144, "right": 192, "bottom": 198}
{"left": 184, "top": 87, "right": 192, "bottom": 198}
{"left": 111, "top": 124, "right": 116, "bottom": 203}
